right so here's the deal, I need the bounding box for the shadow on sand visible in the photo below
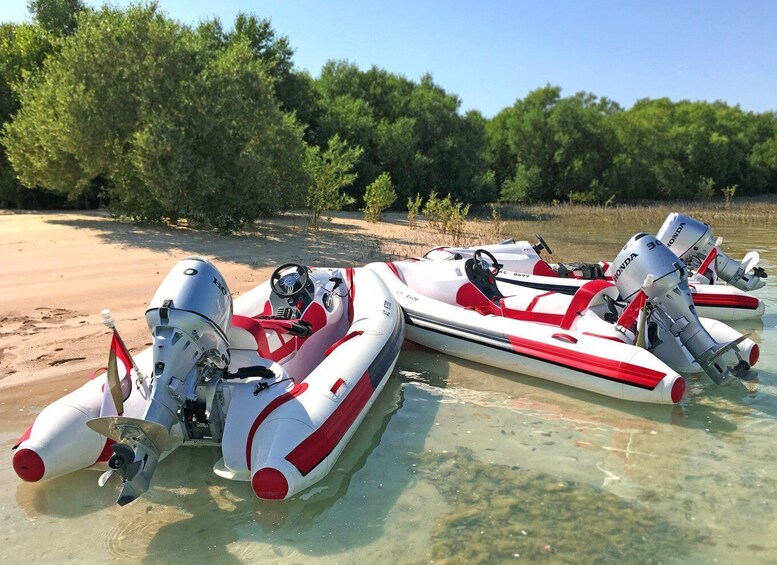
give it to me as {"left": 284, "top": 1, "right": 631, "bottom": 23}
{"left": 46, "top": 211, "right": 403, "bottom": 268}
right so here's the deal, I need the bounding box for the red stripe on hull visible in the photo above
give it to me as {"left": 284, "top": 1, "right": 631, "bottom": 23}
{"left": 286, "top": 371, "right": 375, "bottom": 476}
{"left": 245, "top": 383, "right": 308, "bottom": 469}
{"left": 690, "top": 293, "right": 760, "bottom": 310}
{"left": 506, "top": 335, "right": 666, "bottom": 389}
{"left": 386, "top": 262, "right": 406, "bottom": 283}
{"left": 95, "top": 438, "right": 116, "bottom": 464}
{"left": 13, "top": 423, "right": 34, "bottom": 449}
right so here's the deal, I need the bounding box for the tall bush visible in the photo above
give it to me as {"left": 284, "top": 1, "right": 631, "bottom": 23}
{"left": 305, "top": 134, "right": 362, "bottom": 230}
{"left": 407, "top": 193, "right": 423, "bottom": 228}
{"left": 3, "top": 5, "right": 308, "bottom": 231}
{"left": 363, "top": 171, "right": 396, "bottom": 222}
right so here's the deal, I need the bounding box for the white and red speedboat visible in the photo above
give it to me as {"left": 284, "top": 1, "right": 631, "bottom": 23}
{"left": 13, "top": 258, "right": 403, "bottom": 505}
{"left": 425, "top": 213, "right": 766, "bottom": 321}
{"left": 369, "top": 233, "right": 759, "bottom": 405}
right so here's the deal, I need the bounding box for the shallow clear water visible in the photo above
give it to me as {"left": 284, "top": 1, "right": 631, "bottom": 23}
{"left": 2, "top": 218, "right": 776, "bottom": 563}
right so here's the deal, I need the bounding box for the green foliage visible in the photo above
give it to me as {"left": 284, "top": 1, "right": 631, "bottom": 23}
{"left": 3, "top": 5, "right": 307, "bottom": 231}
{"left": 488, "top": 88, "right": 777, "bottom": 204}
{"left": 747, "top": 133, "right": 777, "bottom": 193}
{"left": 305, "top": 134, "right": 362, "bottom": 230}
{"left": 407, "top": 193, "right": 423, "bottom": 228}
{"left": 490, "top": 86, "right": 619, "bottom": 203}
{"left": 363, "top": 171, "right": 396, "bottom": 222}
{"left": 722, "top": 184, "right": 737, "bottom": 208}
{"left": 2, "top": 3, "right": 777, "bottom": 219}
{"left": 489, "top": 202, "right": 502, "bottom": 237}
{"left": 696, "top": 177, "right": 716, "bottom": 200}
{"left": 27, "top": 0, "right": 85, "bottom": 36}
{"left": 423, "top": 191, "right": 443, "bottom": 231}
{"left": 423, "top": 191, "right": 470, "bottom": 239}
{"left": 193, "top": 11, "right": 307, "bottom": 118}
{"left": 0, "top": 21, "right": 54, "bottom": 207}
{"left": 312, "top": 62, "right": 490, "bottom": 204}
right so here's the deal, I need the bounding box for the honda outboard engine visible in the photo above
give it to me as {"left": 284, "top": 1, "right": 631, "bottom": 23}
{"left": 613, "top": 234, "right": 755, "bottom": 385}
{"left": 656, "top": 212, "right": 766, "bottom": 291}
{"left": 103, "top": 257, "right": 233, "bottom": 505}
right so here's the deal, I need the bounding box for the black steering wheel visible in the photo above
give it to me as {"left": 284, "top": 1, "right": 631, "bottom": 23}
{"left": 472, "top": 249, "right": 503, "bottom": 276}
{"left": 533, "top": 233, "right": 553, "bottom": 255}
{"left": 270, "top": 263, "right": 310, "bottom": 298}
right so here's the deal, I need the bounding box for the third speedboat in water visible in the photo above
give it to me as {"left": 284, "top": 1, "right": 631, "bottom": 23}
{"left": 425, "top": 213, "right": 766, "bottom": 322}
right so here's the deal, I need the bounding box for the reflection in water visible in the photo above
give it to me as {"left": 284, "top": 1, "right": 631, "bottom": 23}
{"left": 3, "top": 217, "right": 777, "bottom": 562}
{"left": 15, "top": 470, "right": 117, "bottom": 519}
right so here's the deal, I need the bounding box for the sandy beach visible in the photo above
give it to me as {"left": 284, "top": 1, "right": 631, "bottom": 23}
{"left": 0, "top": 209, "right": 449, "bottom": 393}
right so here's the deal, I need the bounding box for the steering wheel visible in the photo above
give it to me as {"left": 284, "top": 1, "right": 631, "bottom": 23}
{"left": 270, "top": 263, "right": 310, "bottom": 298}
{"left": 472, "top": 249, "right": 503, "bottom": 276}
{"left": 533, "top": 233, "right": 553, "bottom": 255}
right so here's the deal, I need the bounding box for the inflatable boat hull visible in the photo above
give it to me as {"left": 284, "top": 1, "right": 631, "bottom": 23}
{"left": 13, "top": 266, "right": 403, "bottom": 503}
{"left": 368, "top": 261, "right": 685, "bottom": 405}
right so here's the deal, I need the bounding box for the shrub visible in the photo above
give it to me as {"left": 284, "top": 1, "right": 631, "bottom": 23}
{"left": 489, "top": 202, "right": 502, "bottom": 237}
{"left": 407, "top": 193, "right": 423, "bottom": 228}
{"left": 696, "top": 177, "right": 715, "bottom": 200}
{"left": 722, "top": 184, "right": 737, "bottom": 208}
{"left": 305, "top": 134, "right": 362, "bottom": 230}
{"left": 423, "top": 191, "right": 444, "bottom": 231}
{"left": 363, "top": 172, "right": 396, "bottom": 222}
{"left": 423, "top": 190, "right": 470, "bottom": 239}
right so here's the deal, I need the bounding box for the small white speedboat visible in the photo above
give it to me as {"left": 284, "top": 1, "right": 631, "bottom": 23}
{"left": 368, "top": 233, "right": 759, "bottom": 405}
{"left": 13, "top": 258, "right": 403, "bottom": 505}
{"left": 426, "top": 213, "right": 766, "bottom": 322}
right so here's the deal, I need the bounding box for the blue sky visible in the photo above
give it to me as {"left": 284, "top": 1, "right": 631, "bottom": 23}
{"left": 3, "top": 0, "right": 776, "bottom": 117}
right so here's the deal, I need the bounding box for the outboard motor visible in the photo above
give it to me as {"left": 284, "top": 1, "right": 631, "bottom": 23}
{"left": 613, "top": 234, "right": 756, "bottom": 385}
{"left": 96, "top": 257, "right": 233, "bottom": 505}
{"left": 656, "top": 212, "right": 766, "bottom": 291}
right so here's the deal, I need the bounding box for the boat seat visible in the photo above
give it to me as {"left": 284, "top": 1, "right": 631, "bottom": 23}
{"left": 499, "top": 291, "right": 566, "bottom": 326}
{"left": 463, "top": 258, "right": 501, "bottom": 301}
{"left": 455, "top": 259, "right": 503, "bottom": 315}
{"left": 556, "top": 262, "right": 607, "bottom": 280}
{"left": 499, "top": 279, "right": 618, "bottom": 329}
{"left": 230, "top": 302, "right": 328, "bottom": 361}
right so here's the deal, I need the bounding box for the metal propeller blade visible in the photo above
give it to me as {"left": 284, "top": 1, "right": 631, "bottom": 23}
{"left": 98, "top": 469, "right": 114, "bottom": 487}
{"left": 740, "top": 251, "right": 760, "bottom": 275}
